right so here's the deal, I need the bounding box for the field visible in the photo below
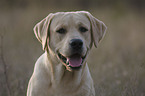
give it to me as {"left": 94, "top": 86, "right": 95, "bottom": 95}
{"left": 0, "top": 2, "right": 145, "bottom": 96}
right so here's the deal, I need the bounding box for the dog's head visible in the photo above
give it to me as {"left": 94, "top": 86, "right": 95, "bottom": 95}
{"left": 34, "top": 11, "right": 107, "bottom": 71}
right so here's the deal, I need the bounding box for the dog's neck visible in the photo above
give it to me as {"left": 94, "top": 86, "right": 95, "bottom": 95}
{"left": 45, "top": 49, "right": 87, "bottom": 88}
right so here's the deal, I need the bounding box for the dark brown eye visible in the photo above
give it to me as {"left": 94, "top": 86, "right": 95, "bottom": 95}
{"left": 56, "top": 28, "right": 66, "bottom": 34}
{"left": 79, "top": 27, "right": 88, "bottom": 33}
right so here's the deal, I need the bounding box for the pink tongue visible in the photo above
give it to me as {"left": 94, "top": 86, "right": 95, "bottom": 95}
{"left": 68, "top": 55, "right": 82, "bottom": 67}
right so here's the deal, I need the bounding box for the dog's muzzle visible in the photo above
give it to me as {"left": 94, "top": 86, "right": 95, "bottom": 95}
{"left": 57, "top": 52, "right": 86, "bottom": 70}
{"left": 57, "top": 39, "right": 87, "bottom": 70}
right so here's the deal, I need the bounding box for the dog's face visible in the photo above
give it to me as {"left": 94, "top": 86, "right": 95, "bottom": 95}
{"left": 33, "top": 11, "right": 107, "bottom": 71}
{"left": 49, "top": 13, "right": 91, "bottom": 70}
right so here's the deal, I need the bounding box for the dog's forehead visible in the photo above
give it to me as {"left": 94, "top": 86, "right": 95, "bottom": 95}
{"left": 50, "top": 12, "right": 90, "bottom": 29}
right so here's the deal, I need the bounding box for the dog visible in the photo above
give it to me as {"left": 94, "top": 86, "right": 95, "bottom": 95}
{"left": 27, "top": 11, "right": 107, "bottom": 96}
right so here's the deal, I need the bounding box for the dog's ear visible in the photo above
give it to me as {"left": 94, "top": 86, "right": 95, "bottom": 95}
{"left": 33, "top": 13, "right": 54, "bottom": 50}
{"left": 84, "top": 12, "right": 107, "bottom": 48}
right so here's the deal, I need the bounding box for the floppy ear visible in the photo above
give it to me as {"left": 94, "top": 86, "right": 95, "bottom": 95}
{"left": 33, "top": 13, "right": 54, "bottom": 50}
{"left": 85, "top": 12, "right": 107, "bottom": 48}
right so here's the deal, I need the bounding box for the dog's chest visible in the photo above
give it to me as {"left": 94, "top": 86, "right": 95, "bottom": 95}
{"left": 49, "top": 84, "right": 89, "bottom": 96}
{"left": 48, "top": 71, "right": 90, "bottom": 96}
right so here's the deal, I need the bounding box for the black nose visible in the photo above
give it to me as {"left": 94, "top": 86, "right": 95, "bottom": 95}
{"left": 70, "top": 39, "right": 83, "bottom": 50}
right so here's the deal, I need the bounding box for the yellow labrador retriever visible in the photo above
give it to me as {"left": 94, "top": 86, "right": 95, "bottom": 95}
{"left": 27, "top": 11, "right": 107, "bottom": 96}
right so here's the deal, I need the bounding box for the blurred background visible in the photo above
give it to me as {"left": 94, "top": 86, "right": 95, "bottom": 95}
{"left": 0, "top": 0, "right": 145, "bottom": 96}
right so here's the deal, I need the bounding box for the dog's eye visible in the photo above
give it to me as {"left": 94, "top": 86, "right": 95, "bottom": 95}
{"left": 56, "top": 28, "right": 66, "bottom": 34}
{"left": 79, "top": 27, "right": 88, "bottom": 33}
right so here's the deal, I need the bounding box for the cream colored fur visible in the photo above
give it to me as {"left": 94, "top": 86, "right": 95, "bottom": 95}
{"left": 27, "top": 11, "right": 107, "bottom": 96}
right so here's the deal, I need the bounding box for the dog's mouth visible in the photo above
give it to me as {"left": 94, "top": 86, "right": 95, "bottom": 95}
{"left": 57, "top": 52, "right": 86, "bottom": 70}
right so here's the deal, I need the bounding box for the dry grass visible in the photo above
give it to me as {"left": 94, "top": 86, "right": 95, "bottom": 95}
{"left": 0, "top": 6, "right": 145, "bottom": 96}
